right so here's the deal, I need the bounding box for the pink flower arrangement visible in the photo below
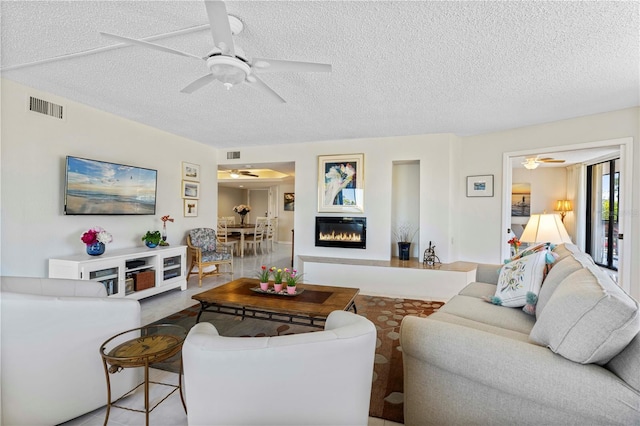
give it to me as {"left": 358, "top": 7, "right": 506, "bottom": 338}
{"left": 81, "top": 226, "right": 113, "bottom": 245}
{"left": 284, "top": 268, "right": 303, "bottom": 287}
{"left": 257, "top": 265, "right": 270, "bottom": 282}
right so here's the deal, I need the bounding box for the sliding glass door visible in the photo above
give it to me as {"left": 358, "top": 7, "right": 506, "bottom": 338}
{"left": 586, "top": 159, "right": 620, "bottom": 270}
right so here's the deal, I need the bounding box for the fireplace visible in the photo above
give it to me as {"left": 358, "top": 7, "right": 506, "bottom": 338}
{"left": 315, "top": 217, "right": 366, "bottom": 249}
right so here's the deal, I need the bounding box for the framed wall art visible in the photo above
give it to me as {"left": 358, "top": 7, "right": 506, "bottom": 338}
{"left": 466, "top": 175, "right": 494, "bottom": 197}
{"left": 182, "top": 162, "right": 200, "bottom": 182}
{"left": 284, "top": 192, "right": 295, "bottom": 211}
{"left": 182, "top": 180, "right": 199, "bottom": 199}
{"left": 184, "top": 199, "right": 198, "bottom": 217}
{"left": 511, "top": 183, "right": 531, "bottom": 217}
{"left": 318, "top": 153, "right": 364, "bottom": 213}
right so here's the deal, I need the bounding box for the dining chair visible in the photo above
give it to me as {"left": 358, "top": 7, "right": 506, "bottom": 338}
{"left": 244, "top": 218, "right": 266, "bottom": 256}
{"left": 216, "top": 220, "right": 239, "bottom": 256}
{"left": 264, "top": 217, "right": 277, "bottom": 252}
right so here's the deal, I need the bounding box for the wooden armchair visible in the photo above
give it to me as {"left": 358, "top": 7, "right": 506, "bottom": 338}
{"left": 186, "top": 228, "right": 233, "bottom": 287}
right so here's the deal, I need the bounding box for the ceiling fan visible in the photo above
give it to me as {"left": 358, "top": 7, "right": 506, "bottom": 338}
{"left": 522, "top": 156, "right": 566, "bottom": 170}
{"left": 99, "top": 0, "right": 331, "bottom": 102}
{"left": 228, "top": 169, "right": 258, "bottom": 178}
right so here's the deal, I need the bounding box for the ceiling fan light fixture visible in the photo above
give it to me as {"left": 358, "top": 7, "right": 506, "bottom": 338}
{"left": 206, "top": 56, "right": 250, "bottom": 88}
{"left": 229, "top": 171, "right": 240, "bottom": 179}
{"left": 523, "top": 158, "right": 539, "bottom": 170}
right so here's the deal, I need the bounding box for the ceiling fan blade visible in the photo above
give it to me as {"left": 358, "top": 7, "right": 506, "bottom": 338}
{"left": 99, "top": 32, "right": 202, "bottom": 60}
{"left": 180, "top": 74, "right": 216, "bottom": 94}
{"left": 246, "top": 75, "right": 286, "bottom": 103}
{"left": 204, "top": 1, "right": 236, "bottom": 56}
{"left": 252, "top": 58, "right": 332, "bottom": 74}
{"left": 542, "top": 160, "right": 566, "bottom": 163}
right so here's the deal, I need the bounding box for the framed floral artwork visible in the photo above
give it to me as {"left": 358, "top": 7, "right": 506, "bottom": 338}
{"left": 318, "top": 153, "right": 364, "bottom": 213}
{"left": 184, "top": 199, "right": 198, "bottom": 217}
{"left": 182, "top": 162, "right": 200, "bottom": 182}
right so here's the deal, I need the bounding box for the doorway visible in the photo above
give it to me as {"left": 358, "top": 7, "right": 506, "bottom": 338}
{"left": 502, "top": 137, "right": 633, "bottom": 293}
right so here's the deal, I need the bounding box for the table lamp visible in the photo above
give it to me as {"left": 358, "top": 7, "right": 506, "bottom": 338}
{"left": 554, "top": 200, "right": 572, "bottom": 223}
{"left": 520, "top": 213, "right": 572, "bottom": 244}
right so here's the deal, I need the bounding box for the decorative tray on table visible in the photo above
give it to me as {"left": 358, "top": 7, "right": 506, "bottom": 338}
{"left": 250, "top": 287, "right": 305, "bottom": 297}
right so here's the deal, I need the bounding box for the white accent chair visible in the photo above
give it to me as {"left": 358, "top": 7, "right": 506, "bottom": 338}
{"left": 0, "top": 276, "right": 141, "bottom": 426}
{"left": 182, "top": 310, "right": 377, "bottom": 426}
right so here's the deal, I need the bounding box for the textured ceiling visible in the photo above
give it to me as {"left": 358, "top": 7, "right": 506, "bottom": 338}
{"left": 1, "top": 1, "right": 639, "bottom": 149}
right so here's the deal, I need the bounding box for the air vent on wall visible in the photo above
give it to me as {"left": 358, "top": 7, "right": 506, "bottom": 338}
{"left": 28, "top": 96, "right": 64, "bottom": 120}
{"left": 227, "top": 151, "right": 241, "bottom": 160}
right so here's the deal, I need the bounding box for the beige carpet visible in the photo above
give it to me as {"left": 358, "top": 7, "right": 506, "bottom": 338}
{"left": 150, "top": 294, "right": 443, "bottom": 424}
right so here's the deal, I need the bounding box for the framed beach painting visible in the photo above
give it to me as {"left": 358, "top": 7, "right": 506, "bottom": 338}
{"left": 511, "top": 183, "right": 531, "bottom": 217}
{"left": 182, "top": 180, "right": 200, "bottom": 199}
{"left": 466, "top": 175, "right": 494, "bottom": 197}
{"left": 318, "top": 153, "right": 364, "bottom": 213}
{"left": 182, "top": 162, "right": 200, "bottom": 182}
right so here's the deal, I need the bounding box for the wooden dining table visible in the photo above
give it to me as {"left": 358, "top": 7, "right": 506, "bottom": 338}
{"left": 226, "top": 224, "right": 255, "bottom": 257}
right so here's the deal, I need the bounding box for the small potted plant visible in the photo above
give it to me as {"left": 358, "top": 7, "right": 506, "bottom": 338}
{"left": 270, "top": 267, "right": 284, "bottom": 292}
{"left": 257, "top": 265, "right": 270, "bottom": 291}
{"left": 141, "top": 230, "right": 162, "bottom": 248}
{"left": 393, "top": 223, "right": 418, "bottom": 261}
{"left": 284, "top": 268, "right": 303, "bottom": 294}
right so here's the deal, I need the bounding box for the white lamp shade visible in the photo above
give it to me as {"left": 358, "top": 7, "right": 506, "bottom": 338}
{"left": 520, "top": 213, "right": 572, "bottom": 244}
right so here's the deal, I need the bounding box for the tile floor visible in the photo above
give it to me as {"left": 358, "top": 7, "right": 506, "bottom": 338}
{"left": 62, "top": 243, "right": 403, "bottom": 426}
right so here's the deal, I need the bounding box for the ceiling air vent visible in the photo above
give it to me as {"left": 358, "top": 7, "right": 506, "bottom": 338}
{"left": 227, "top": 151, "right": 241, "bottom": 160}
{"left": 28, "top": 96, "right": 64, "bottom": 120}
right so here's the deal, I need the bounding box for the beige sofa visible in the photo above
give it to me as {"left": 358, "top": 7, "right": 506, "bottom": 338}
{"left": 400, "top": 244, "right": 640, "bottom": 425}
{"left": 0, "top": 276, "right": 141, "bottom": 425}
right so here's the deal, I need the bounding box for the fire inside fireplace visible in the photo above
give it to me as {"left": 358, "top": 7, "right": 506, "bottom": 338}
{"left": 315, "top": 217, "right": 366, "bottom": 249}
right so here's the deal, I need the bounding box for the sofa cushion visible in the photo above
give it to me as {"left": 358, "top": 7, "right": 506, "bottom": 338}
{"left": 530, "top": 265, "right": 640, "bottom": 364}
{"left": 552, "top": 243, "right": 579, "bottom": 261}
{"left": 606, "top": 334, "right": 640, "bottom": 393}
{"left": 494, "top": 251, "right": 546, "bottom": 307}
{"left": 535, "top": 252, "right": 594, "bottom": 318}
{"left": 458, "top": 282, "right": 496, "bottom": 299}
{"left": 439, "top": 295, "right": 536, "bottom": 334}
{"left": 428, "top": 311, "right": 531, "bottom": 342}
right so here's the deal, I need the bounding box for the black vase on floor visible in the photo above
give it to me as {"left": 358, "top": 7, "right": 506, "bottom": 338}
{"left": 398, "top": 242, "right": 411, "bottom": 260}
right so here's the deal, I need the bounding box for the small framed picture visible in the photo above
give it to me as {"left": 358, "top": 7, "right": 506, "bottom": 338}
{"left": 284, "top": 192, "right": 295, "bottom": 211}
{"left": 182, "top": 180, "right": 200, "bottom": 199}
{"left": 182, "top": 162, "right": 200, "bottom": 182}
{"left": 467, "top": 175, "right": 494, "bottom": 197}
{"left": 184, "top": 199, "right": 198, "bottom": 217}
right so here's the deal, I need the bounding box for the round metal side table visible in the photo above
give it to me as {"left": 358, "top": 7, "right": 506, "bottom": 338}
{"left": 100, "top": 324, "right": 187, "bottom": 426}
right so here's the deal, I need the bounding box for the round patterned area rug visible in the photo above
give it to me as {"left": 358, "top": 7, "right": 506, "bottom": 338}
{"left": 149, "top": 294, "right": 443, "bottom": 424}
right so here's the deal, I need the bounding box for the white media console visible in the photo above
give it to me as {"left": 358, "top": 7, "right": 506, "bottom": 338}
{"left": 49, "top": 245, "right": 187, "bottom": 300}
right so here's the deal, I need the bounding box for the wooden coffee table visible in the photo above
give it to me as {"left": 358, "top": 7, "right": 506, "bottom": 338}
{"left": 192, "top": 278, "right": 359, "bottom": 328}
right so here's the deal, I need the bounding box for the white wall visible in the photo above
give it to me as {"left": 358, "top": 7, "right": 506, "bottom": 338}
{"left": 512, "top": 167, "right": 568, "bottom": 220}
{"left": 457, "top": 108, "right": 639, "bottom": 299}
{"left": 218, "top": 186, "right": 246, "bottom": 220}
{"left": 217, "top": 134, "right": 458, "bottom": 263}
{"left": 2, "top": 79, "right": 638, "bottom": 300}
{"left": 1, "top": 79, "right": 218, "bottom": 277}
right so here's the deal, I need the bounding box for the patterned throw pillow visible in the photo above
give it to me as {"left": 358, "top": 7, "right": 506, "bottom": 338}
{"left": 493, "top": 251, "right": 547, "bottom": 307}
